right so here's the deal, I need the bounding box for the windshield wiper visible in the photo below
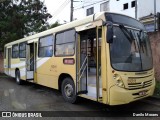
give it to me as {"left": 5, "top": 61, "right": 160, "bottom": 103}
{"left": 119, "top": 24, "right": 134, "bottom": 43}
{"left": 137, "top": 29, "right": 144, "bottom": 52}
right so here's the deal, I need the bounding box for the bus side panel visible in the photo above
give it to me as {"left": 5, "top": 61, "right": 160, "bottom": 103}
{"left": 4, "top": 58, "right": 8, "bottom": 75}
{"left": 36, "top": 57, "right": 56, "bottom": 88}
{"left": 10, "top": 59, "right": 26, "bottom": 80}
{"left": 36, "top": 56, "right": 76, "bottom": 89}
{"left": 4, "top": 48, "right": 10, "bottom": 76}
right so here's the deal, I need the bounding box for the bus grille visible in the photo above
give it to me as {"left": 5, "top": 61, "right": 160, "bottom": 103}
{"left": 128, "top": 80, "right": 152, "bottom": 90}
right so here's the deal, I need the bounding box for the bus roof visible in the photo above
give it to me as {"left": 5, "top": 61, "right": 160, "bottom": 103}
{"left": 4, "top": 12, "right": 139, "bottom": 47}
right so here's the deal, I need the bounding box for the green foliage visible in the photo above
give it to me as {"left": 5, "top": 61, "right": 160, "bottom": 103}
{"left": 0, "top": 0, "right": 52, "bottom": 51}
{"left": 49, "top": 21, "right": 61, "bottom": 29}
{"left": 154, "top": 81, "right": 160, "bottom": 97}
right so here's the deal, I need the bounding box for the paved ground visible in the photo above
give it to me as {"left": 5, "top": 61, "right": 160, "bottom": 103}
{"left": 0, "top": 75, "right": 160, "bottom": 120}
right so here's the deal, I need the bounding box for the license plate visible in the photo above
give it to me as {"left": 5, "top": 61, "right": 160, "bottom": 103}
{"left": 139, "top": 90, "right": 147, "bottom": 96}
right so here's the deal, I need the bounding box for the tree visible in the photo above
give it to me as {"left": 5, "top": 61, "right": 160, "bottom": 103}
{"left": 0, "top": 0, "right": 52, "bottom": 51}
{"left": 49, "top": 21, "right": 61, "bottom": 29}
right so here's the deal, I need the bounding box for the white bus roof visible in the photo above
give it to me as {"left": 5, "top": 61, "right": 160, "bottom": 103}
{"left": 4, "top": 12, "right": 137, "bottom": 47}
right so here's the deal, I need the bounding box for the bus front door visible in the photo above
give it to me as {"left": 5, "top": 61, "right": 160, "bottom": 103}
{"left": 77, "top": 27, "right": 102, "bottom": 101}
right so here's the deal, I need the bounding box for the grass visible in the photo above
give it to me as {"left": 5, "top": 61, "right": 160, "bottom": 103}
{"left": 154, "top": 81, "right": 160, "bottom": 98}
{"left": 0, "top": 73, "right": 9, "bottom": 78}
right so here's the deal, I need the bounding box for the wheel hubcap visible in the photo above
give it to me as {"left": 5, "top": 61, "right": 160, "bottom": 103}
{"left": 64, "top": 84, "right": 73, "bottom": 98}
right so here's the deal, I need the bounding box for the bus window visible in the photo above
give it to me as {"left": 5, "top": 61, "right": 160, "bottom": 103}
{"left": 12, "top": 44, "right": 19, "bottom": 58}
{"left": 55, "top": 29, "right": 75, "bottom": 56}
{"left": 38, "top": 35, "right": 53, "bottom": 57}
{"left": 19, "top": 42, "right": 26, "bottom": 58}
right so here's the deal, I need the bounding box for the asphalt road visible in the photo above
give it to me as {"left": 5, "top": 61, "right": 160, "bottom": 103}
{"left": 0, "top": 75, "right": 160, "bottom": 120}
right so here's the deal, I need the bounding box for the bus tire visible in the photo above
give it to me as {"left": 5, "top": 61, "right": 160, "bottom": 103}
{"left": 15, "top": 70, "right": 23, "bottom": 85}
{"left": 61, "top": 77, "right": 77, "bottom": 104}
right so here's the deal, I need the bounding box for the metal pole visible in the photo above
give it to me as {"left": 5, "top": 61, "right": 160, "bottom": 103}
{"left": 154, "top": 0, "right": 156, "bottom": 31}
{"left": 135, "top": 0, "right": 137, "bottom": 19}
{"left": 70, "top": 0, "right": 73, "bottom": 22}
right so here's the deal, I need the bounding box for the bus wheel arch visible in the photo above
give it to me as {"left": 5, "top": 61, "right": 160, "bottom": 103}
{"left": 58, "top": 73, "right": 77, "bottom": 103}
{"left": 58, "top": 73, "right": 73, "bottom": 92}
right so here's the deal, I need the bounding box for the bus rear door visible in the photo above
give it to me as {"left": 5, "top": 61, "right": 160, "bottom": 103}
{"left": 6, "top": 47, "right": 11, "bottom": 75}
{"left": 26, "top": 40, "right": 37, "bottom": 81}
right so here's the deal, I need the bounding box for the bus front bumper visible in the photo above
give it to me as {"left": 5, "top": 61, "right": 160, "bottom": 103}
{"left": 109, "top": 81, "right": 155, "bottom": 105}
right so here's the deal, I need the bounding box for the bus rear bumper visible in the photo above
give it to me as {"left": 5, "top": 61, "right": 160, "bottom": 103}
{"left": 109, "top": 81, "right": 155, "bottom": 105}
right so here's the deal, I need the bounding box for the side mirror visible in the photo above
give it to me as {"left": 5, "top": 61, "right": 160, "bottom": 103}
{"left": 107, "top": 22, "right": 113, "bottom": 43}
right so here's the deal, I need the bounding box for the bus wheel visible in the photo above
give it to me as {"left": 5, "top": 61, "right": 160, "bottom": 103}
{"left": 15, "top": 70, "right": 23, "bottom": 85}
{"left": 61, "top": 77, "right": 77, "bottom": 103}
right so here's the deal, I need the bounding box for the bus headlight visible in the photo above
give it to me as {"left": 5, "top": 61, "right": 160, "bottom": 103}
{"left": 113, "top": 74, "right": 125, "bottom": 88}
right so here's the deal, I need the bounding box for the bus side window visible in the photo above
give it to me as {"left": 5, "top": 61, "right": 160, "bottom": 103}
{"left": 19, "top": 42, "right": 26, "bottom": 58}
{"left": 55, "top": 29, "right": 75, "bottom": 56}
{"left": 12, "top": 44, "right": 19, "bottom": 58}
{"left": 38, "top": 35, "right": 54, "bottom": 57}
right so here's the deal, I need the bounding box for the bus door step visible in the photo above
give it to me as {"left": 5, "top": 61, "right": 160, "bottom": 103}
{"left": 77, "top": 90, "right": 88, "bottom": 95}
{"left": 26, "top": 79, "right": 34, "bottom": 81}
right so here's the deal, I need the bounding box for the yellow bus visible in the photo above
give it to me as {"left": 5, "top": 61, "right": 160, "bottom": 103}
{"left": 4, "top": 12, "right": 155, "bottom": 105}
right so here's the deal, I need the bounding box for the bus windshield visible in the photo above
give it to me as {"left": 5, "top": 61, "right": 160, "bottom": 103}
{"left": 110, "top": 25, "right": 153, "bottom": 71}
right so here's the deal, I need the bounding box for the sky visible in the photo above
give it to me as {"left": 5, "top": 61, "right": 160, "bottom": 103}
{"left": 43, "top": 0, "right": 86, "bottom": 24}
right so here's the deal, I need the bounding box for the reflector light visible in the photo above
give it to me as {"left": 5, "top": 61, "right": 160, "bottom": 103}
{"left": 63, "top": 58, "right": 75, "bottom": 65}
